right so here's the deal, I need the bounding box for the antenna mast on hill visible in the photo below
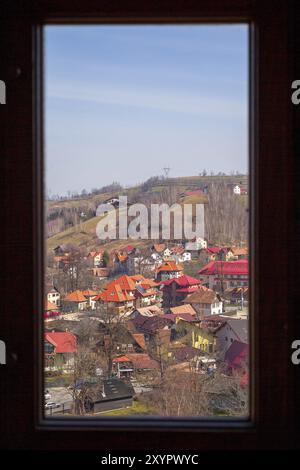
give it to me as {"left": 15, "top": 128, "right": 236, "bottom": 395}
{"left": 163, "top": 167, "right": 171, "bottom": 179}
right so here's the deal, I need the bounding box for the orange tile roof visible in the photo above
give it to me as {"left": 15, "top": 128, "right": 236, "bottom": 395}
{"left": 82, "top": 289, "right": 98, "bottom": 297}
{"left": 107, "top": 275, "right": 136, "bottom": 291}
{"left": 94, "top": 285, "right": 134, "bottom": 303}
{"left": 156, "top": 261, "right": 183, "bottom": 272}
{"left": 130, "top": 274, "right": 146, "bottom": 282}
{"left": 45, "top": 300, "right": 58, "bottom": 311}
{"left": 64, "top": 290, "right": 87, "bottom": 303}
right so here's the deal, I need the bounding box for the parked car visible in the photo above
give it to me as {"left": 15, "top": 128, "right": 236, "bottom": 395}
{"left": 45, "top": 401, "right": 60, "bottom": 409}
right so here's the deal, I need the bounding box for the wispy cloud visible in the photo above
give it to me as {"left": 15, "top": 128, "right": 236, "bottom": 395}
{"left": 48, "top": 81, "right": 246, "bottom": 119}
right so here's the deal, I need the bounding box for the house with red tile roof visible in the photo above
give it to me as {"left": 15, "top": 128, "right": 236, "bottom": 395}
{"left": 62, "top": 290, "right": 88, "bottom": 312}
{"left": 198, "top": 260, "right": 248, "bottom": 291}
{"left": 160, "top": 274, "right": 202, "bottom": 308}
{"left": 44, "top": 332, "right": 77, "bottom": 370}
{"left": 94, "top": 284, "right": 135, "bottom": 314}
{"left": 94, "top": 273, "right": 161, "bottom": 314}
{"left": 155, "top": 261, "right": 183, "bottom": 282}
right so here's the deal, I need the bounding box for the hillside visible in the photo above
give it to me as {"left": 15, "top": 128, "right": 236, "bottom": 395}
{"left": 46, "top": 175, "right": 248, "bottom": 252}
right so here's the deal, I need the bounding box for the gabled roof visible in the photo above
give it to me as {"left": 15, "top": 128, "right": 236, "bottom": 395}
{"left": 206, "top": 246, "right": 223, "bottom": 254}
{"left": 82, "top": 289, "right": 98, "bottom": 297}
{"left": 107, "top": 275, "right": 136, "bottom": 291}
{"left": 45, "top": 300, "right": 58, "bottom": 311}
{"left": 225, "top": 340, "right": 248, "bottom": 369}
{"left": 172, "top": 345, "right": 201, "bottom": 362}
{"left": 160, "top": 274, "right": 201, "bottom": 287}
{"left": 198, "top": 260, "right": 248, "bottom": 276}
{"left": 94, "top": 285, "right": 133, "bottom": 303}
{"left": 170, "top": 304, "right": 196, "bottom": 316}
{"left": 163, "top": 313, "right": 195, "bottom": 323}
{"left": 88, "top": 250, "right": 103, "bottom": 258}
{"left": 184, "top": 287, "right": 220, "bottom": 305}
{"left": 113, "top": 353, "right": 159, "bottom": 370}
{"left": 132, "top": 333, "right": 146, "bottom": 350}
{"left": 132, "top": 315, "right": 173, "bottom": 334}
{"left": 64, "top": 290, "right": 87, "bottom": 303}
{"left": 133, "top": 305, "right": 163, "bottom": 317}
{"left": 156, "top": 261, "right": 183, "bottom": 273}
{"left": 135, "top": 284, "right": 157, "bottom": 297}
{"left": 45, "top": 332, "right": 77, "bottom": 353}
{"left": 225, "top": 318, "right": 248, "bottom": 343}
{"left": 231, "top": 247, "right": 248, "bottom": 256}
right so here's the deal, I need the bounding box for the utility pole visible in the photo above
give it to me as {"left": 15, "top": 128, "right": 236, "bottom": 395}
{"left": 163, "top": 167, "right": 170, "bottom": 179}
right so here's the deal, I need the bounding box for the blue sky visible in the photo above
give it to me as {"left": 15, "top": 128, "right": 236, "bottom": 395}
{"left": 45, "top": 25, "right": 248, "bottom": 196}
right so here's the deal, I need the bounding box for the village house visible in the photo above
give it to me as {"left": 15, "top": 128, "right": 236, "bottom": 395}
{"left": 87, "top": 250, "right": 103, "bottom": 267}
{"left": 214, "top": 318, "right": 248, "bottom": 358}
{"left": 198, "top": 259, "right": 249, "bottom": 291}
{"left": 44, "top": 300, "right": 60, "bottom": 320}
{"left": 185, "top": 237, "right": 208, "bottom": 259}
{"left": 128, "top": 305, "right": 164, "bottom": 320}
{"left": 169, "top": 303, "right": 196, "bottom": 316}
{"left": 226, "top": 247, "right": 248, "bottom": 261}
{"left": 155, "top": 261, "right": 183, "bottom": 282}
{"left": 62, "top": 290, "right": 88, "bottom": 312}
{"left": 46, "top": 286, "right": 61, "bottom": 307}
{"left": 82, "top": 289, "right": 98, "bottom": 309}
{"left": 112, "top": 353, "right": 159, "bottom": 379}
{"left": 44, "top": 331, "right": 77, "bottom": 370}
{"left": 131, "top": 315, "right": 174, "bottom": 343}
{"left": 175, "top": 319, "right": 217, "bottom": 354}
{"left": 185, "top": 236, "right": 207, "bottom": 251}
{"left": 184, "top": 287, "right": 223, "bottom": 318}
{"left": 224, "top": 340, "right": 249, "bottom": 377}
{"left": 84, "top": 378, "right": 134, "bottom": 413}
{"left": 94, "top": 274, "right": 161, "bottom": 314}
{"left": 94, "top": 284, "right": 135, "bottom": 314}
{"left": 224, "top": 286, "right": 248, "bottom": 307}
{"left": 160, "top": 274, "right": 202, "bottom": 308}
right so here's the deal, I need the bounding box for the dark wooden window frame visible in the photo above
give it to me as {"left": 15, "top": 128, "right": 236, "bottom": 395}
{"left": 1, "top": 0, "right": 299, "bottom": 450}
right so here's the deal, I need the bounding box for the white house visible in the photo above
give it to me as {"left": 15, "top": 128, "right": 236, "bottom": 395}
{"left": 184, "top": 288, "right": 223, "bottom": 318}
{"left": 163, "top": 248, "right": 173, "bottom": 259}
{"left": 233, "top": 185, "right": 241, "bottom": 195}
{"left": 178, "top": 251, "right": 192, "bottom": 263}
{"left": 185, "top": 237, "right": 207, "bottom": 252}
{"left": 47, "top": 287, "right": 60, "bottom": 307}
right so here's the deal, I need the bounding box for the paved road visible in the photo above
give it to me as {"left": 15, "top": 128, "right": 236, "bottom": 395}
{"left": 44, "top": 386, "right": 73, "bottom": 416}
